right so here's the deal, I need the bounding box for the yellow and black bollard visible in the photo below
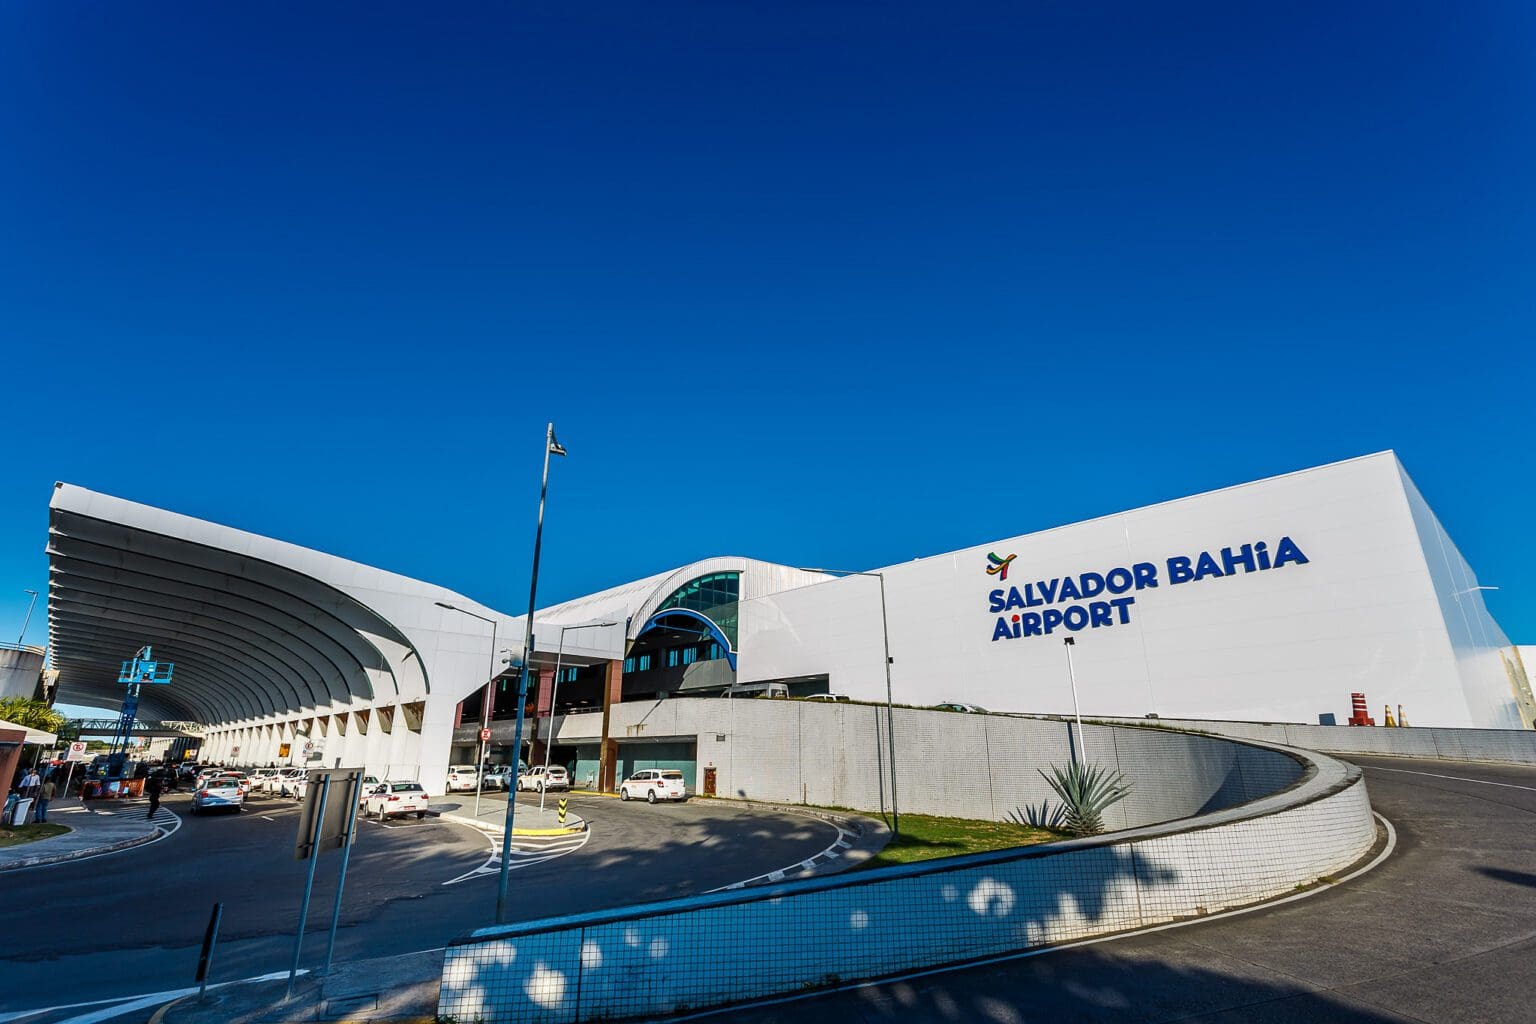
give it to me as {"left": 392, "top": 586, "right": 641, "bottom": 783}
{"left": 558, "top": 798, "right": 567, "bottom": 827}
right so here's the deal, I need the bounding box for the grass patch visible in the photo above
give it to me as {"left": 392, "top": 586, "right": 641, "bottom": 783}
{"left": 0, "top": 823, "right": 69, "bottom": 848}
{"left": 853, "top": 812, "right": 1059, "bottom": 871}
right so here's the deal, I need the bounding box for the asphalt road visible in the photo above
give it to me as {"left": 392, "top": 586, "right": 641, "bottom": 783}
{"left": 0, "top": 790, "right": 839, "bottom": 1021}
{"left": 698, "top": 756, "right": 1536, "bottom": 1024}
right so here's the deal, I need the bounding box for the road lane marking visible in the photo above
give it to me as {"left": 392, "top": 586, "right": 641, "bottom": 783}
{"left": 442, "top": 827, "right": 592, "bottom": 886}
{"left": 707, "top": 813, "right": 846, "bottom": 892}
{"left": 1, "top": 971, "right": 300, "bottom": 1024}
{"left": 1364, "top": 766, "right": 1536, "bottom": 792}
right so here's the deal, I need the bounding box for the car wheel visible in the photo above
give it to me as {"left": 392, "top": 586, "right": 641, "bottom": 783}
{"left": 416, "top": 811, "right": 426, "bottom": 819}
{"left": 620, "top": 787, "right": 629, "bottom": 801}
{"left": 647, "top": 789, "right": 657, "bottom": 805}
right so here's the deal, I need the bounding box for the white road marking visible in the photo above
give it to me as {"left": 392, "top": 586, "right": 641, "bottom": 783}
{"left": 260, "top": 815, "right": 274, "bottom": 821}
{"left": 1, "top": 971, "right": 300, "bottom": 1024}
{"left": 705, "top": 812, "right": 845, "bottom": 892}
{"left": 1364, "top": 765, "right": 1536, "bottom": 792}
{"left": 442, "top": 826, "right": 592, "bottom": 886}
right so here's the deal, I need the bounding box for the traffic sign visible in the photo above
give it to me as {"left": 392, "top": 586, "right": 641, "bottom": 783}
{"left": 66, "top": 741, "right": 90, "bottom": 762}
{"left": 479, "top": 727, "right": 492, "bottom": 743}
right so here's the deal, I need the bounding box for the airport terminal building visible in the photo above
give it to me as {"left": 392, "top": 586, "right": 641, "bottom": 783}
{"left": 45, "top": 452, "right": 1529, "bottom": 794}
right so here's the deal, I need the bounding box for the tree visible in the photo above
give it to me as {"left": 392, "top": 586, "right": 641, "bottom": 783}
{"left": 0, "top": 697, "right": 68, "bottom": 736}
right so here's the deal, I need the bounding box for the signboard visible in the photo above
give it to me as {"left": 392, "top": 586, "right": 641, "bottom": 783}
{"left": 480, "top": 727, "right": 492, "bottom": 743}
{"left": 984, "top": 535, "right": 1311, "bottom": 643}
{"left": 278, "top": 743, "right": 291, "bottom": 757}
{"left": 294, "top": 767, "right": 364, "bottom": 861}
{"left": 66, "top": 741, "right": 90, "bottom": 762}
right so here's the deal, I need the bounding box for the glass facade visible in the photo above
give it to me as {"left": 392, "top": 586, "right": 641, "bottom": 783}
{"left": 654, "top": 571, "right": 739, "bottom": 647}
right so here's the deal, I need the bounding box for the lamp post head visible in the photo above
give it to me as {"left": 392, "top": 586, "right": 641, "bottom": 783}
{"left": 1064, "top": 636, "right": 1076, "bottom": 646}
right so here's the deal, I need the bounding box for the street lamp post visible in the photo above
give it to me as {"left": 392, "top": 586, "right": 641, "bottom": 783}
{"left": 1063, "top": 636, "right": 1087, "bottom": 763}
{"left": 799, "top": 567, "right": 899, "bottom": 838}
{"left": 17, "top": 589, "right": 37, "bottom": 647}
{"left": 540, "top": 620, "right": 617, "bottom": 811}
{"left": 497, "top": 422, "right": 567, "bottom": 925}
{"left": 435, "top": 601, "right": 499, "bottom": 818}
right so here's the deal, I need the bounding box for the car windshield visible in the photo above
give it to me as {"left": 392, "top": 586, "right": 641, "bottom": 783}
{"left": 660, "top": 771, "right": 684, "bottom": 779}
{"left": 391, "top": 783, "right": 423, "bottom": 793}
{"left": 210, "top": 778, "right": 240, "bottom": 788}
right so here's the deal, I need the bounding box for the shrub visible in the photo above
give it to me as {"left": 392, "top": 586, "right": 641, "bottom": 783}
{"left": 1036, "top": 761, "right": 1131, "bottom": 837}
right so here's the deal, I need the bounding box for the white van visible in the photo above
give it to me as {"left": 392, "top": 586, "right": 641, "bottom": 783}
{"left": 803, "top": 693, "right": 852, "bottom": 703}
{"left": 724, "top": 682, "right": 789, "bottom": 699}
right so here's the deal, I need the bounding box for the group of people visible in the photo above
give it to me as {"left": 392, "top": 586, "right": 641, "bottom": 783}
{"left": 6, "top": 766, "right": 58, "bottom": 824}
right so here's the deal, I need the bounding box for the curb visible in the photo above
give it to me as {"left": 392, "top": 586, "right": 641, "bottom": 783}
{"left": 0, "top": 826, "right": 158, "bottom": 872}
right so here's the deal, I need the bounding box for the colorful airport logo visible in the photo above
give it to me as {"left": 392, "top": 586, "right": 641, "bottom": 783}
{"left": 985, "top": 552, "right": 1017, "bottom": 582}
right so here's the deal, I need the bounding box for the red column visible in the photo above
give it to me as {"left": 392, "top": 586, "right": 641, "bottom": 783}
{"left": 530, "top": 668, "right": 555, "bottom": 765}
{"left": 598, "top": 658, "right": 623, "bottom": 791}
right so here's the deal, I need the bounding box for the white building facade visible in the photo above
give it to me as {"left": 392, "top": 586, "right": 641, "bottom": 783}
{"left": 44, "top": 452, "right": 1525, "bottom": 797}
{"left": 739, "top": 451, "right": 1519, "bottom": 729}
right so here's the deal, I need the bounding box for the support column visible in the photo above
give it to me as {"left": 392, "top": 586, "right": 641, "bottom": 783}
{"left": 530, "top": 668, "right": 555, "bottom": 767}
{"left": 597, "top": 658, "right": 623, "bottom": 792}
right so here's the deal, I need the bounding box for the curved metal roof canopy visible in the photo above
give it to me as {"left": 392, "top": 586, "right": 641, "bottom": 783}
{"left": 47, "top": 484, "right": 415, "bottom": 723}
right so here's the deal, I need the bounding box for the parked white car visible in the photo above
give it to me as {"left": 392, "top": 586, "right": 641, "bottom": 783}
{"left": 619, "top": 769, "right": 688, "bottom": 803}
{"left": 190, "top": 775, "right": 246, "bottom": 815}
{"left": 271, "top": 767, "right": 308, "bottom": 796}
{"left": 362, "top": 781, "right": 431, "bottom": 820}
{"left": 803, "top": 693, "right": 852, "bottom": 703}
{"left": 516, "top": 766, "right": 569, "bottom": 793}
{"left": 445, "top": 765, "right": 481, "bottom": 792}
{"left": 248, "top": 767, "right": 281, "bottom": 791}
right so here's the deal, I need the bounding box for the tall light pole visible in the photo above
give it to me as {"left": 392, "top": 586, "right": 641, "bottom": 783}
{"left": 1063, "top": 636, "right": 1087, "bottom": 763}
{"left": 17, "top": 589, "right": 37, "bottom": 647}
{"left": 497, "top": 422, "right": 566, "bottom": 925}
{"left": 540, "top": 620, "right": 616, "bottom": 811}
{"left": 800, "top": 567, "right": 899, "bottom": 838}
{"left": 436, "top": 601, "right": 499, "bottom": 818}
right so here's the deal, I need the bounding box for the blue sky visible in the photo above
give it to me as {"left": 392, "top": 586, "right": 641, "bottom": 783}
{"left": 3, "top": 2, "right": 1533, "bottom": 676}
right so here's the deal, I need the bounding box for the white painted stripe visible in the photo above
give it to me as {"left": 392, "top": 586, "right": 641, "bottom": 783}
{"left": 1364, "top": 765, "right": 1536, "bottom": 792}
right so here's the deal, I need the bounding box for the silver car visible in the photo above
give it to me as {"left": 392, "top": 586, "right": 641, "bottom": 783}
{"left": 191, "top": 775, "right": 246, "bottom": 815}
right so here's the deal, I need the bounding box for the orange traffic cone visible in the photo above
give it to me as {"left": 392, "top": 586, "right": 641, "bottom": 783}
{"left": 1383, "top": 705, "right": 1397, "bottom": 728}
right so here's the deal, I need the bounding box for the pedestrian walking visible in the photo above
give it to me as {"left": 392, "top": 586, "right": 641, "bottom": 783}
{"left": 35, "top": 777, "right": 56, "bottom": 823}
{"left": 145, "top": 771, "right": 163, "bottom": 819}
{"left": 19, "top": 768, "right": 40, "bottom": 797}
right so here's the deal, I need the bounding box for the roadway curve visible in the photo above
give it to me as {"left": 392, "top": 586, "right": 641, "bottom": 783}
{"left": 696, "top": 756, "right": 1536, "bottom": 1024}
{"left": 0, "top": 791, "right": 839, "bottom": 1021}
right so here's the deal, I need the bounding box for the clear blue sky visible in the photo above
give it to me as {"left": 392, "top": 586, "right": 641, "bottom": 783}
{"left": 3, "top": 2, "right": 1533, "bottom": 672}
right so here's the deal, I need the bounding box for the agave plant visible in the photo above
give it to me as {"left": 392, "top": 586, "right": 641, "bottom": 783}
{"left": 1037, "top": 761, "right": 1131, "bottom": 836}
{"left": 1007, "top": 799, "right": 1066, "bottom": 831}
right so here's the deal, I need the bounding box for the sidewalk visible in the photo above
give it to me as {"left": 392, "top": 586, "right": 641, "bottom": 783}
{"left": 0, "top": 798, "right": 164, "bottom": 871}
{"left": 153, "top": 948, "right": 443, "bottom": 1024}
{"left": 432, "top": 790, "right": 586, "bottom": 836}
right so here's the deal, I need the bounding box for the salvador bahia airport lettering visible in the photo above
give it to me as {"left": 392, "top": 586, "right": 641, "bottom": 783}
{"left": 987, "top": 537, "right": 1309, "bottom": 642}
